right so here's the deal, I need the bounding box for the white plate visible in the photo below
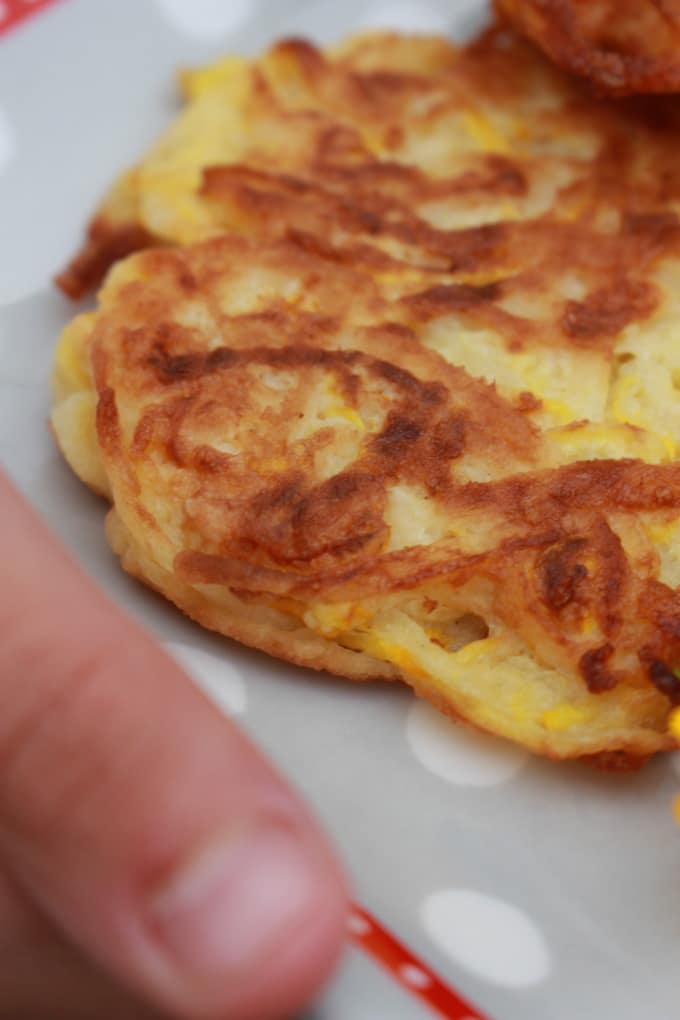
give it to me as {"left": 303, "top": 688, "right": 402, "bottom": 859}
{"left": 1, "top": 3, "right": 679, "bottom": 1017}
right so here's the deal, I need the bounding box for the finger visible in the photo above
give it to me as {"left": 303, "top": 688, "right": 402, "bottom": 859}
{"left": 0, "top": 472, "right": 348, "bottom": 1020}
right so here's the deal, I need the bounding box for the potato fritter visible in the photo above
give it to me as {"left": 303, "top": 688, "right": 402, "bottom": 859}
{"left": 55, "top": 29, "right": 680, "bottom": 440}
{"left": 496, "top": 0, "right": 680, "bottom": 96}
{"left": 52, "top": 231, "right": 680, "bottom": 764}
{"left": 53, "top": 28, "right": 680, "bottom": 764}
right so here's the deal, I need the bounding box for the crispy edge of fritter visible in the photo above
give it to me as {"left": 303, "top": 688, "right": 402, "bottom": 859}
{"left": 496, "top": 0, "right": 680, "bottom": 96}
{"left": 106, "top": 508, "right": 668, "bottom": 769}
{"left": 105, "top": 507, "right": 399, "bottom": 683}
{"left": 55, "top": 169, "right": 154, "bottom": 300}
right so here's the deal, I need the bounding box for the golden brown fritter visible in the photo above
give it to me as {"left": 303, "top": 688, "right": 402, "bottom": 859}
{"left": 52, "top": 28, "right": 680, "bottom": 764}
{"left": 53, "top": 29, "right": 680, "bottom": 447}
{"left": 56, "top": 25, "right": 680, "bottom": 299}
{"left": 496, "top": 0, "right": 680, "bottom": 96}
{"left": 52, "top": 234, "right": 680, "bottom": 764}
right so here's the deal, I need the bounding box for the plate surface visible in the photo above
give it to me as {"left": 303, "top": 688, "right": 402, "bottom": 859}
{"left": 1, "top": 2, "right": 679, "bottom": 1018}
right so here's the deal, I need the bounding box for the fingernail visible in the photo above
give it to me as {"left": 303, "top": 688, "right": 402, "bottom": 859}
{"left": 148, "top": 821, "right": 321, "bottom": 978}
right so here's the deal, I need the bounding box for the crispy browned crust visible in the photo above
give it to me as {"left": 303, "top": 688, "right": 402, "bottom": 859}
{"left": 497, "top": 0, "right": 680, "bottom": 96}
{"left": 85, "top": 236, "right": 680, "bottom": 715}
{"left": 56, "top": 218, "right": 154, "bottom": 300}
{"left": 59, "top": 25, "right": 680, "bottom": 312}
{"left": 105, "top": 507, "right": 399, "bottom": 683}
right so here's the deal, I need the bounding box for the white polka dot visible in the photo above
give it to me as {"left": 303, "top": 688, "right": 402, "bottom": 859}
{"left": 347, "top": 912, "right": 372, "bottom": 937}
{"left": 356, "top": 1, "right": 450, "bottom": 34}
{"left": 0, "top": 2, "right": 8, "bottom": 23}
{"left": 0, "top": 107, "right": 15, "bottom": 177}
{"left": 422, "top": 888, "right": 551, "bottom": 988}
{"left": 399, "top": 963, "right": 432, "bottom": 989}
{"left": 154, "top": 0, "right": 255, "bottom": 40}
{"left": 165, "top": 642, "right": 246, "bottom": 715}
{"left": 406, "top": 701, "right": 528, "bottom": 787}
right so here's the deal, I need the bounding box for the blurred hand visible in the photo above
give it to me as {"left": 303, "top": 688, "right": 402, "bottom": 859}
{"left": 0, "top": 470, "right": 347, "bottom": 1019}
